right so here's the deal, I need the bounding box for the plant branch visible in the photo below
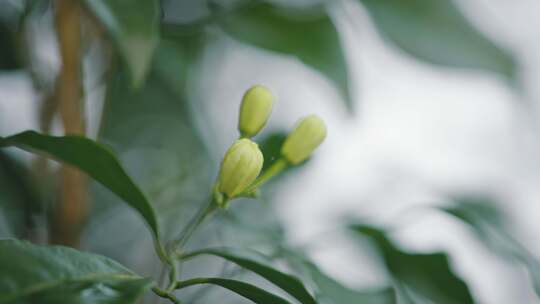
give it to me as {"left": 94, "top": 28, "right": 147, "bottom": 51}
{"left": 152, "top": 286, "right": 182, "bottom": 304}
{"left": 50, "top": 0, "right": 87, "bottom": 247}
{"left": 171, "top": 197, "right": 218, "bottom": 251}
{"left": 243, "top": 158, "right": 288, "bottom": 194}
{"left": 166, "top": 259, "right": 179, "bottom": 292}
{"left": 153, "top": 197, "right": 219, "bottom": 304}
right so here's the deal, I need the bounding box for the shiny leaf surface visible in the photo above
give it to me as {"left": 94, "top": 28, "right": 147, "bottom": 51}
{"left": 0, "top": 131, "right": 160, "bottom": 240}
{"left": 0, "top": 239, "right": 152, "bottom": 304}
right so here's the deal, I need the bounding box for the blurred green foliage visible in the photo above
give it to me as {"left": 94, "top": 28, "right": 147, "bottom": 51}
{"left": 217, "top": 2, "right": 352, "bottom": 110}
{"left": 84, "top": 0, "right": 161, "bottom": 86}
{"left": 359, "top": 0, "right": 516, "bottom": 79}
{"left": 441, "top": 196, "right": 540, "bottom": 297}
{"left": 0, "top": 21, "right": 21, "bottom": 70}
{"left": 351, "top": 224, "right": 474, "bottom": 304}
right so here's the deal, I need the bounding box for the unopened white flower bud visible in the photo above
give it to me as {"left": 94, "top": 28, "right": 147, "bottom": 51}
{"left": 281, "top": 115, "right": 327, "bottom": 165}
{"left": 218, "top": 139, "right": 264, "bottom": 198}
{"left": 238, "top": 85, "right": 274, "bottom": 138}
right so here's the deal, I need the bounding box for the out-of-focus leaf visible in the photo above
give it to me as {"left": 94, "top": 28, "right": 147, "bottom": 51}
{"left": 280, "top": 248, "right": 396, "bottom": 304}
{"left": 0, "top": 22, "right": 20, "bottom": 70}
{"left": 83, "top": 0, "right": 160, "bottom": 86}
{"left": 182, "top": 248, "right": 316, "bottom": 304}
{"left": 350, "top": 224, "right": 474, "bottom": 304}
{"left": 0, "top": 131, "right": 160, "bottom": 241}
{"left": 218, "top": 207, "right": 286, "bottom": 248}
{"left": 358, "top": 0, "right": 516, "bottom": 79}
{"left": 307, "top": 263, "right": 395, "bottom": 304}
{"left": 440, "top": 196, "right": 540, "bottom": 297}
{"left": 0, "top": 239, "right": 152, "bottom": 304}
{"left": 219, "top": 2, "right": 352, "bottom": 111}
{"left": 91, "top": 37, "right": 212, "bottom": 266}
{"left": 258, "top": 132, "right": 305, "bottom": 184}
{"left": 259, "top": 132, "right": 288, "bottom": 172}
{"left": 175, "top": 277, "right": 292, "bottom": 304}
{"left": 0, "top": 151, "right": 41, "bottom": 238}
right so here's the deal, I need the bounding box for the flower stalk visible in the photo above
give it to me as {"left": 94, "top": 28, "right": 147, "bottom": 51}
{"left": 242, "top": 158, "right": 288, "bottom": 195}
{"left": 152, "top": 85, "right": 327, "bottom": 303}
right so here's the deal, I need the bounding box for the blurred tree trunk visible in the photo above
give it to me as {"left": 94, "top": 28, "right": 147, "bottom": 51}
{"left": 50, "top": 0, "right": 87, "bottom": 247}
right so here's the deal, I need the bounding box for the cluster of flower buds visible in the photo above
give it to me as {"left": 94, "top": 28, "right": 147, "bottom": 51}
{"left": 214, "top": 85, "right": 327, "bottom": 207}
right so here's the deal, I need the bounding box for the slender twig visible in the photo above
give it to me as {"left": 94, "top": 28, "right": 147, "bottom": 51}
{"left": 152, "top": 287, "right": 182, "bottom": 304}
{"left": 243, "top": 158, "right": 288, "bottom": 194}
{"left": 153, "top": 196, "right": 219, "bottom": 304}
{"left": 166, "top": 259, "right": 179, "bottom": 292}
{"left": 172, "top": 197, "right": 218, "bottom": 250}
{"left": 51, "top": 0, "right": 87, "bottom": 247}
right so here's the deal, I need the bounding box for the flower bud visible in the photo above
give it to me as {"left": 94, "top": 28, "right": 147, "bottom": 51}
{"left": 238, "top": 85, "right": 274, "bottom": 138}
{"left": 218, "top": 138, "right": 264, "bottom": 198}
{"left": 281, "top": 115, "right": 327, "bottom": 165}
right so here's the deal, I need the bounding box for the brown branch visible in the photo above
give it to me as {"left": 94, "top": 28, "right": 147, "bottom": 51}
{"left": 50, "top": 0, "right": 87, "bottom": 247}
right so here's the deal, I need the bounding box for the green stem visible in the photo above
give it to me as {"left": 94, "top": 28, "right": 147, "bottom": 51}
{"left": 166, "top": 260, "right": 179, "bottom": 292}
{"left": 174, "top": 278, "right": 208, "bottom": 290}
{"left": 172, "top": 197, "right": 218, "bottom": 250}
{"left": 152, "top": 287, "right": 182, "bottom": 304}
{"left": 154, "top": 239, "right": 171, "bottom": 265}
{"left": 243, "top": 158, "right": 288, "bottom": 194}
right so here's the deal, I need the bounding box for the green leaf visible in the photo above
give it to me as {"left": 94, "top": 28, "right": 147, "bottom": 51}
{"left": 305, "top": 262, "right": 395, "bottom": 304}
{"left": 281, "top": 248, "right": 396, "bottom": 304}
{"left": 358, "top": 0, "right": 516, "bottom": 79}
{"left": 350, "top": 224, "right": 475, "bottom": 304}
{"left": 93, "top": 38, "right": 212, "bottom": 242}
{"left": 175, "top": 277, "right": 292, "bottom": 304}
{"left": 440, "top": 196, "right": 540, "bottom": 297}
{"left": 0, "top": 131, "right": 160, "bottom": 240}
{"left": 83, "top": 0, "right": 160, "bottom": 86}
{"left": 0, "top": 239, "right": 152, "bottom": 304}
{"left": 219, "top": 2, "right": 352, "bottom": 111}
{"left": 182, "top": 248, "right": 316, "bottom": 304}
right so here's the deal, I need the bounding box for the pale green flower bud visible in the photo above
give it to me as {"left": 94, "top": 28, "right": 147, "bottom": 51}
{"left": 281, "top": 115, "right": 327, "bottom": 165}
{"left": 218, "top": 138, "right": 264, "bottom": 198}
{"left": 238, "top": 85, "right": 274, "bottom": 138}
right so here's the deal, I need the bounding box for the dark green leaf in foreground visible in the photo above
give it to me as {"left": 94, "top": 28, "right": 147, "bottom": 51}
{"left": 358, "top": 0, "right": 516, "bottom": 79}
{"left": 350, "top": 224, "right": 474, "bottom": 304}
{"left": 281, "top": 248, "right": 396, "bottom": 304}
{"left": 440, "top": 196, "right": 540, "bottom": 297}
{"left": 84, "top": 0, "right": 160, "bottom": 86}
{"left": 0, "top": 239, "right": 152, "bottom": 304}
{"left": 0, "top": 131, "right": 160, "bottom": 240}
{"left": 175, "top": 277, "right": 291, "bottom": 304}
{"left": 219, "top": 2, "right": 352, "bottom": 111}
{"left": 182, "top": 248, "right": 316, "bottom": 304}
